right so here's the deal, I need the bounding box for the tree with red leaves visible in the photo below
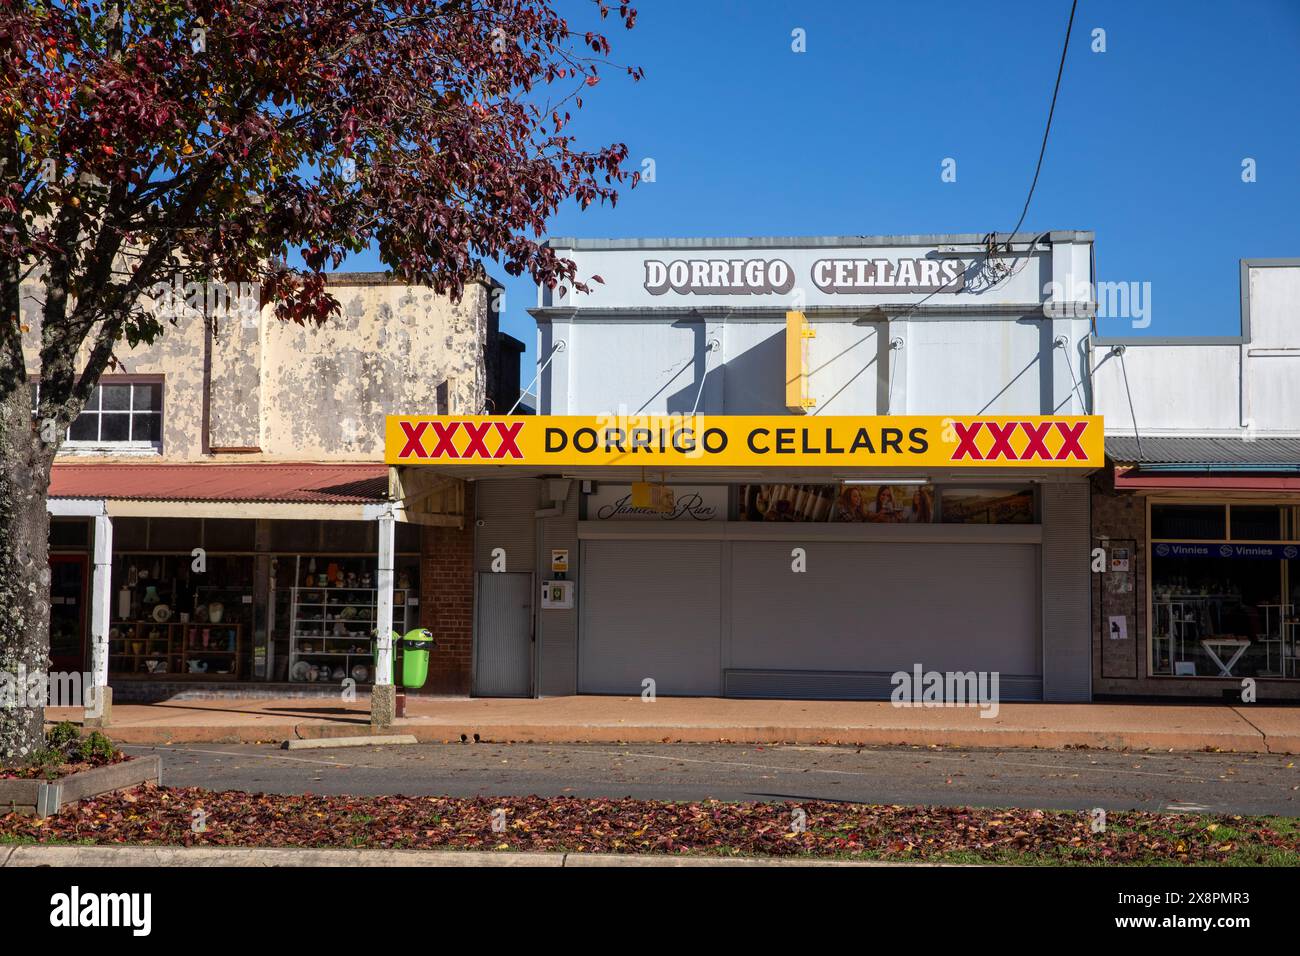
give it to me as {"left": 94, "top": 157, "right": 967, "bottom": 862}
{"left": 0, "top": 0, "right": 641, "bottom": 761}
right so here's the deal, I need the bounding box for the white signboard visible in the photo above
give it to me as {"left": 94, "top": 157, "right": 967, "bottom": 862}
{"left": 587, "top": 485, "right": 725, "bottom": 521}
{"left": 540, "top": 241, "right": 1068, "bottom": 311}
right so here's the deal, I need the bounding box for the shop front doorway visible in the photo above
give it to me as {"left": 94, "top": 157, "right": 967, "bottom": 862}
{"left": 49, "top": 554, "right": 89, "bottom": 673}
{"left": 473, "top": 572, "right": 533, "bottom": 696}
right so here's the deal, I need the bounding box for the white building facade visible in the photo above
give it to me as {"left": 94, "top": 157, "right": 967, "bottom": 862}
{"left": 391, "top": 232, "right": 1105, "bottom": 703}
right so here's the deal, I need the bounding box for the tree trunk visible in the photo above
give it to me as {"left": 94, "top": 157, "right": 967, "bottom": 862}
{"left": 0, "top": 305, "right": 51, "bottom": 766}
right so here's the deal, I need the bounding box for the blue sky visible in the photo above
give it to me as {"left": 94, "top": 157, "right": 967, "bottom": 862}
{"left": 343, "top": 0, "right": 1300, "bottom": 365}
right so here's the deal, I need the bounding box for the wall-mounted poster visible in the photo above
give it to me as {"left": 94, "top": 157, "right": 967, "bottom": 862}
{"left": 737, "top": 484, "right": 837, "bottom": 522}
{"left": 940, "top": 487, "right": 1034, "bottom": 524}
{"left": 837, "top": 484, "right": 934, "bottom": 523}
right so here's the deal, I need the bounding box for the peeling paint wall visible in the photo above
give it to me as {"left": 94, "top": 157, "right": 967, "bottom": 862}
{"left": 20, "top": 281, "right": 209, "bottom": 460}
{"left": 260, "top": 279, "right": 489, "bottom": 460}
{"left": 20, "top": 275, "right": 491, "bottom": 463}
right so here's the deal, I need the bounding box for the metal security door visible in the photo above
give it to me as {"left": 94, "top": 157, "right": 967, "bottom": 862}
{"left": 579, "top": 539, "right": 722, "bottom": 696}
{"left": 473, "top": 572, "right": 533, "bottom": 697}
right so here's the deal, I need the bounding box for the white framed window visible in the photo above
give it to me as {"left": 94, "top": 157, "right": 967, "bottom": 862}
{"left": 33, "top": 378, "right": 164, "bottom": 453}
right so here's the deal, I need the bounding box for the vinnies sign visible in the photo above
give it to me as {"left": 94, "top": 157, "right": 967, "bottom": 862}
{"left": 642, "top": 257, "right": 967, "bottom": 296}
{"left": 385, "top": 415, "right": 1104, "bottom": 468}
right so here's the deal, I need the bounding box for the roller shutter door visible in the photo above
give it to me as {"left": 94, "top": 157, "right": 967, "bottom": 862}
{"left": 580, "top": 539, "right": 722, "bottom": 696}
{"left": 727, "top": 541, "right": 1041, "bottom": 700}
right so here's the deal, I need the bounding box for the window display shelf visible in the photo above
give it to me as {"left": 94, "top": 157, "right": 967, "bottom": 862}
{"left": 108, "top": 620, "right": 246, "bottom": 678}
{"left": 287, "top": 586, "right": 411, "bottom": 684}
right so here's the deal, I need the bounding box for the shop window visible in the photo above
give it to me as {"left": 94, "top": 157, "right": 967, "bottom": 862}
{"left": 49, "top": 517, "right": 89, "bottom": 548}
{"left": 1230, "top": 505, "right": 1283, "bottom": 541}
{"left": 204, "top": 519, "right": 256, "bottom": 551}
{"left": 109, "top": 552, "right": 255, "bottom": 680}
{"left": 396, "top": 520, "right": 422, "bottom": 553}
{"left": 939, "top": 487, "right": 1035, "bottom": 524}
{"left": 64, "top": 379, "right": 163, "bottom": 449}
{"left": 148, "top": 517, "right": 203, "bottom": 551}
{"left": 322, "top": 520, "right": 376, "bottom": 552}
{"left": 1148, "top": 501, "right": 1298, "bottom": 679}
{"left": 1151, "top": 504, "right": 1225, "bottom": 540}
{"left": 736, "top": 483, "right": 935, "bottom": 523}
{"left": 113, "top": 517, "right": 149, "bottom": 551}
{"left": 270, "top": 520, "right": 319, "bottom": 552}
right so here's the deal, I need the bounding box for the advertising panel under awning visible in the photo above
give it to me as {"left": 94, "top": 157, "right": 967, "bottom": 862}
{"left": 386, "top": 415, "right": 1104, "bottom": 469}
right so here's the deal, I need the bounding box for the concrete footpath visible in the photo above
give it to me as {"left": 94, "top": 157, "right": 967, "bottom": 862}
{"left": 45, "top": 695, "right": 1300, "bottom": 754}
{"left": 0, "top": 845, "right": 908, "bottom": 867}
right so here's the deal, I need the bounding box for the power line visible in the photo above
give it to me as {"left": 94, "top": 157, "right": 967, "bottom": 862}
{"left": 1005, "top": 0, "right": 1078, "bottom": 244}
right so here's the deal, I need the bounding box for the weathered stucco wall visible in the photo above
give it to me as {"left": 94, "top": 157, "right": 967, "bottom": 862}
{"left": 20, "top": 274, "right": 492, "bottom": 463}
{"left": 259, "top": 277, "right": 489, "bottom": 460}
{"left": 20, "top": 280, "right": 209, "bottom": 460}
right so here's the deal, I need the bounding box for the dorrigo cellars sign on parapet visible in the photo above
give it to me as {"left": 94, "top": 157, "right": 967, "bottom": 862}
{"left": 386, "top": 415, "right": 1104, "bottom": 468}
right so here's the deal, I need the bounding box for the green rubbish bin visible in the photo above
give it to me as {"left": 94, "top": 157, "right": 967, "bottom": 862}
{"left": 400, "top": 628, "right": 435, "bottom": 689}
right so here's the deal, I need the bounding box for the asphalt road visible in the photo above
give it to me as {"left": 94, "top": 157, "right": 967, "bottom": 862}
{"left": 121, "top": 741, "right": 1300, "bottom": 816}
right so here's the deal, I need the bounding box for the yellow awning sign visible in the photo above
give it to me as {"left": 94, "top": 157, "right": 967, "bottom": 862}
{"left": 386, "top": 415, "right": 1104, "bottom": 468}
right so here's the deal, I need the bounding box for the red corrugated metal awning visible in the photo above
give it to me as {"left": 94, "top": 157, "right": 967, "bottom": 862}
{"left": 49, "top": 463, "right": 389, "bottom": 504}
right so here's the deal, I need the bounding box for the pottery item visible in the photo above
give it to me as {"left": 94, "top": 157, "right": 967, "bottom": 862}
{"left": 143, "top": 585, "right": 161, "bottom": 605}
{"left": 351, "top": 664, "right": 369, "bottom": 682}
{"left": 131, "top": 641, "right": 144, "bottom": 655}
{"left": 305, "top": 573, "right": 315, "bottom": 587}
{"left": 331, "top": 666, "right": 345, "bottom": 680}
{"left": 179, "top": 612, "right": 190, "bottom": 623}
{"left": 397, "top": 571, "right": 411, "bottom": 589}
{"left": 194, "top": 603, "right": 209, "bottom": 623}
{"left": 187, "top": 660, "right": 208, "bottom": 674}
{"left": 152, "top": 603, "right": 172, "bottom": 623}
{"left": 291, "top": 661, "right": 311, "bottom": 681}
{"left": 118, "top": 587, "right": 133, "bottom": 620}
{"left": 207, "top": 602, "right": 224, "bottom": 624}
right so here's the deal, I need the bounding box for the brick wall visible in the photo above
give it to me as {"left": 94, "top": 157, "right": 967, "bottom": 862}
{"left": 1091, "top": 468, "right": 1147, "bottom": 689}
{"left": 417, "top": 494, "right": 475, "bottom": 694}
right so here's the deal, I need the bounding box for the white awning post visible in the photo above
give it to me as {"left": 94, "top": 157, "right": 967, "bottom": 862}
{"left": 87, "top": 514, "right": 112, "bottom": 719}
{"left": 374, "top": 510, "right": 396, "bottom": 686}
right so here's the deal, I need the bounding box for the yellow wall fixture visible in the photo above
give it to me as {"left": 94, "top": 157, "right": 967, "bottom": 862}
{"left": 785, "top": 310, "right": 816, "bottom": 414}
{"left": 630, "top": 481, "right": 673, "bottom": 512}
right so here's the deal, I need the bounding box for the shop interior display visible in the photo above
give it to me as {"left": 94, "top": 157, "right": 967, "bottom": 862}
{"left": 108, "top": 554, "right": 251, "bottom": 679}
{"left": 281, "top": 554, "right": 419, "bottom": 684}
